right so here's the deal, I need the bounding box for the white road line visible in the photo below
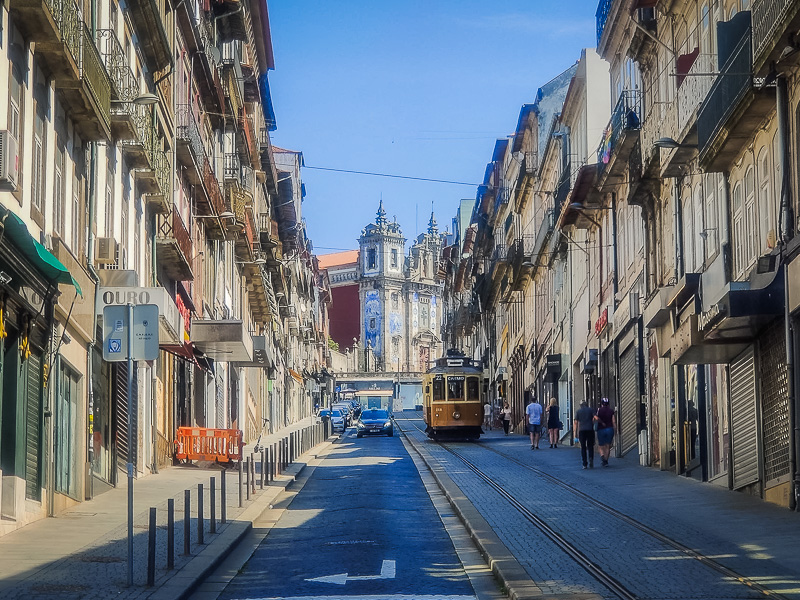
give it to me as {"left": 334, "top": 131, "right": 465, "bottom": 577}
{"left": 234, "top": 596, "right": 476, "bottom": 600}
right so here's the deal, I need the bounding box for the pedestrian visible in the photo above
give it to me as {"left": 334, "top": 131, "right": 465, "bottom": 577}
{"left": 501, "top": 401, "right": 512, "bottom": 435}
{"left": 483, "top": 400, "right": 493, "bottom": 431}
{"left": 546, "top": 397, "right": 560, "bottom": 448}
{"left": 573, "top": 400, "right": 596, "bottom": 469}
{"left": 596, "top": 397, "right": 616, "bottom": 467}
{"left": 525, "top": 396, "right": 543, "bottom": 449}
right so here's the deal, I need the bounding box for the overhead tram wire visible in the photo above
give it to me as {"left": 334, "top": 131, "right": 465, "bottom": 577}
{"left": 303, "top": 165, "right": 481, "bottom": 187}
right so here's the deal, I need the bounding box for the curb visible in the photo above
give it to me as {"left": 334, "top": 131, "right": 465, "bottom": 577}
{"left": 149, "top": 438, "right": 335, "bottom": 600}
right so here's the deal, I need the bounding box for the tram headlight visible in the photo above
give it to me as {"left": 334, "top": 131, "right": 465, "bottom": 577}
{"left": 452, "top": 411, "right": 461, "bottom": 420}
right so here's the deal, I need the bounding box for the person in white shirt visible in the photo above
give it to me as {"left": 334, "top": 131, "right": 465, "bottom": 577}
{"left": 525, "top": 397, "right": 543, "bottom": 449}
{"left": 483, "top": 401, "right": 492, "bottom": 430}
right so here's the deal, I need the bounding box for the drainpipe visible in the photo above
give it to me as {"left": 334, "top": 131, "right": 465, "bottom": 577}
{"left": 675, "top": 177, "right": 685, "bottom": 279}
{"left": 776, "top": 75, "right": 798, "bottom": 510}
{"left": 611, "top": 192, "right": 619, "bottom": 305}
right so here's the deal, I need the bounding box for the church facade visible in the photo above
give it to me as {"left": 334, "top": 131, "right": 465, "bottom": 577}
{"left": 322, "top": 202, "right": 445, "bottom": 374}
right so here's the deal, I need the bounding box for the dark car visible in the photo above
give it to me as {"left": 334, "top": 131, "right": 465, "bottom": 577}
{"left": 356, "top": 409, "right": 394, "bottom": 437}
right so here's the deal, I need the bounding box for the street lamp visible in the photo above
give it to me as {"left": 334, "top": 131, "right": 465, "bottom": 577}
{"left": 111, "top": 92, "right": 159, "bottom": 106}
{"left": 653, "top": 137, "right": 697, "bottom": 150}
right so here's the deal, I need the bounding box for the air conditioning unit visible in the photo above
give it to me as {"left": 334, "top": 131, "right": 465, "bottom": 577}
{"left": 0, "top": 130, "right": 20, "bottom": 189}
{"left": 95, "top": 237, "right": 117, "bottom": 264}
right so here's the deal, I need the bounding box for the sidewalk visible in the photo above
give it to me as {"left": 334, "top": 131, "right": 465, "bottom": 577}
{"left": 0, "top": 417, "right": 331, "bottom": 600}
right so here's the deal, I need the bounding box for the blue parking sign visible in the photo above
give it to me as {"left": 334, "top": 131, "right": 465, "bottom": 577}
{"left": 108, "top": 338, "right": 122, "bottom": 354}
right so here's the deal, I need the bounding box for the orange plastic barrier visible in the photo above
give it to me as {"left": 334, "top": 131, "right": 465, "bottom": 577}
{"left": 174, "top": 427, "right": 244, "bottom": 463}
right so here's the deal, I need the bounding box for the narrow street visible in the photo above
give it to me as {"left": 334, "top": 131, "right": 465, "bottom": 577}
{"left": 193, "top": 414, "right": 800, "bottom": 600}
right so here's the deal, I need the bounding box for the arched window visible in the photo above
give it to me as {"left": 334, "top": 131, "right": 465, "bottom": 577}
{"left": 744, "top": 166, "right": 756, "bottom": 265}
{"left": 732, "top": 181, "right": 745, "bottom": 276}
{"left": 703, "top": 173, "right": 719, "bottom": 257}
{"left": 757, "top": 146, "right": 775, "bottom": 251}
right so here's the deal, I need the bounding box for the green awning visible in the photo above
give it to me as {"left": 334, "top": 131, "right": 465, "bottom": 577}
{"left": 0, "top": 207, "right": 83, "bottom": 296}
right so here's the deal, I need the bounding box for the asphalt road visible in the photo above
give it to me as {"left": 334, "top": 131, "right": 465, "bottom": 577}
{"left": 216, "top": 427, "right": 479, "bottom": 600}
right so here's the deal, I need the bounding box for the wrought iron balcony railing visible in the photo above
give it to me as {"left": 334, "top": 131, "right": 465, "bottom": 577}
{"left": 224, "top": 153, "right": 241, "bottom": 181}
{"left": 753, "top": 0, "right": 795, "bottom": 69}
{"left": 96, "top": 29, "right": 137, "bottom": 102}
{"left": 697, "top": 29, "right": 752, "bottom": 158}
{"left": 176, "top": 104, "right": 206, "bottom": 167}
{"left": 78, "top": 23, "right": 111, "bottom": 126}
{"left": 596, "top": 0, "right": 614, "bottom": 45}
{"left": 597, "top": 89, "right": 641, "bottom": 176}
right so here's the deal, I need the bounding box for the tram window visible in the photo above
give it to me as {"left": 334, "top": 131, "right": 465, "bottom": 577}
{"left": 432, "top": 377, "right": 445, "bottom": 401}
{"left": 447, "top": 376, "right": 464, "bottom": 401}
{"left": 467, "top": 377, "right": 479, "bottom": 401}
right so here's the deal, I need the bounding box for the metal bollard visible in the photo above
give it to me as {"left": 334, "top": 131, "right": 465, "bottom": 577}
{"left": 184, "top": 489, "right": 191, "bottom": 555}
{"left": 221, "top": 469, "right": 227, "bottom": 524}
{"left": 167, "top": 499, "right": 175, "bottom": 569}
{"left": 260, "top": 449, "right": 265, "bottom": 489}
{"left": 269, "top": 444, "right": 275, "bottom": 481}
{"left": 198, "top": 483, "right": 204, "bottom": 545}
{"left": 238, "top": 460, "right": 244, "bottom": 507}
{"left": 210, "top": 477, "right": 216, "bottom": 534}
{"left": 246, "top": 456, "right": 251, "bottom": 501}
{"left": 251, "top": 454, "right": 256, "bottom": 494}
{"left": 147, "top": 507, "right": 156, "bottom": 586}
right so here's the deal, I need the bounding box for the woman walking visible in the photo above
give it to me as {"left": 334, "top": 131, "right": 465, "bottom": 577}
{"left": 547, "top": 398, "right": 560, "bottom": 448}
{"left": 501, "top": 402, "right": 512, "bottom": 435}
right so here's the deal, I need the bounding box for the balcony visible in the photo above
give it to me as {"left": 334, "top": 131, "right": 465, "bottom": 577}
{"left": 214, "top": 0, "right": 249, "bottom": 42}
{"left": 191, "top": 319, "right": 254, "bottom": 362}
{"left": 597, "top": 90, "right": 641, "bottom": 186}
{"left": 753, "top": 0, "right": 800, "bottom": 76}
{"left": 156, "top": 208, "right": 193, "bottom": 282}
{"left": 507, "top": 236, "right": 535, "bottom": 291}
{"left": 224, "top": 153, "right": 241, "bottom": 186}
{"left": 238, "top": 107, "right": 259, "bottom": 167}
{"left": 596, "top": 0, "right": 613, "bottom": 47}
{"left": 176, "top": 105, "right": 205, "bottom": 185}
{"left": 531, "top": 208, "right": 556, "bottom": 268}
{"left": 96, "top": 29, "right": 139, "bottom": 141}
{"left": 222, "top": 45, "right": 244, "bottom": 117}
{"left": 136, "top": 145, "right": 171, "bottom": 213}
{"left": 11, "top": 0, "right": 112, "bottom": 141}
{"left": 233, "top": 190, "right": 257, "bottom": 263}
{"left": 259, "top": 214, "right": 280, "bottom": 250}
{"left": 259, "top": 127, "right": 280, "bottom": 195}
{"left": 697, "top": 27, "right": 773, "bottom": 172}
{"left": 127, "top": 0, "right": 171, "bottom": 72}
{"left": 120, "top": 105, "right": 155, "bottom": 167}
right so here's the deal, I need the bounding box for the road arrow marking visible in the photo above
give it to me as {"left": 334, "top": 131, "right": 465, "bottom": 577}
{"left": 306, "top": 559, "right": 396, "bottom": 585}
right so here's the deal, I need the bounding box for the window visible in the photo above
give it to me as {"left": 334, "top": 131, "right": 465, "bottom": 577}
{"left": 732, "top": 182, "right": 745, "bottom": 275}
{"left": 391, "top": 293, "right": 399, "bottom": 309}
{"left": 433, "top": 376, "right": 445, "bottom": 401}
{"left": 53, "top": 138, "right": 65, "bottom": 236}
{"left": 8, "top": 25, "right": 25, "bottom": 199}
{"left": 32, "top": 108, "right": 46, "bottom": 219}
{"left": 390, "top": 248, "right": 398, "bottom": 268}
{"left": 72, "top": 174, "right": 81, "bottom": 252}
{"left": 467, "top": 377, "right": 480, "bottom": 401}
{"left": 447, "top": 376, "right": 464, "bottom": 402}
{"left": 369, "top": 317, "right": 376, "bottom": 330}
{"left": 758, "top": 147, "right": 775, "bottom": 252}
{"left": 744, "top": 166, "right": 757, "bottom": 264}
{"left": 423, "top": 256, "right": 429, "bottom": 278}
{"left": 703, "top": 174, "right": 719, "bottom": 258}
{"left": 367, "top": 248, "right": 376, "bottom": 270}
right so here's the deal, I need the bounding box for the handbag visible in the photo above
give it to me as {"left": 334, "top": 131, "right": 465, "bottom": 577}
{"left": 557, "top": 420, "right": 564, "bottom": 430}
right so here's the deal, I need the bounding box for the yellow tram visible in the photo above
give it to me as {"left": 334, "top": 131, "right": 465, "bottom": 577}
{"left": 422, "top": 349, "right": 484, "bottom": 440}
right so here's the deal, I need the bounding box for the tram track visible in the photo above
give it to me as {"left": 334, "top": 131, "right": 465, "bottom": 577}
{"left": 396, "top": 413, "right": 790, "bottom": 600}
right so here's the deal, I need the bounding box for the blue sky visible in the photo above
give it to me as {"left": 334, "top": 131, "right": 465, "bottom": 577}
{"left": 268, "top": 1, "right": 599, "bottom": 253}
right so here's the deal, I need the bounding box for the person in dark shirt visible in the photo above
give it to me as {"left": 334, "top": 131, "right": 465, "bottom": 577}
{"left": 596, "top": 398, "right": 616, "bottom": 467}
{"left": 573, "top": 401, "right": 596, "bottom": 469}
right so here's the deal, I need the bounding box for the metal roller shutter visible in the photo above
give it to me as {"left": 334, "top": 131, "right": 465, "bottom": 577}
{"left": 759, "top": 322, "right": 789, "bottom": 485}
{"left": 114, "top": 362, "right": 138, "bottom": 471}
{"left": 730, "top": 346, "right": 758, "bottom": 489}
{"left": 24, "top": 353, "right": 42, "bottom": 501}
{"left": 618, "top": 345, "right": 639, "bottom": 455}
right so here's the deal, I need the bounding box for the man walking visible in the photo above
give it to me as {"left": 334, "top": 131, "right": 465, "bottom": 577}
{"left": 526, "top": 397, "right": 543, "bottom": 449}
{"left": 596, "top": 398, "right": 616, "bottom": 467}
{"left": 573, "top": 400, "right": 596, "bottom": 469}
{"left": 483, "top": 400, "right": 493, "bottom": 431}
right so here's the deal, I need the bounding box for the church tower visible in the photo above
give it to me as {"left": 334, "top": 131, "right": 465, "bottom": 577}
{"left": 358, "top": 201, "right": 406, "bottom": 369}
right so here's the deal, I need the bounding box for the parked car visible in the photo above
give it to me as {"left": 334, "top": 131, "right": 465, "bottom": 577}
{"left": 331, "top": 409, "right": 345, "bottom": 432}
{"left": 356, "top": 409, "right": 394, "bottom": 437}
{"left": 317, "top": 409, "right": 331, "bottom": 424}
{"left": 332, "top": 403, "right": 352, "bottom": 426}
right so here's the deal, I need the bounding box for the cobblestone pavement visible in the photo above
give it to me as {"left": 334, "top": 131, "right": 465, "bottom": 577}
{"left": 397, "top": 413, "right": 800, "bottom": 600}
